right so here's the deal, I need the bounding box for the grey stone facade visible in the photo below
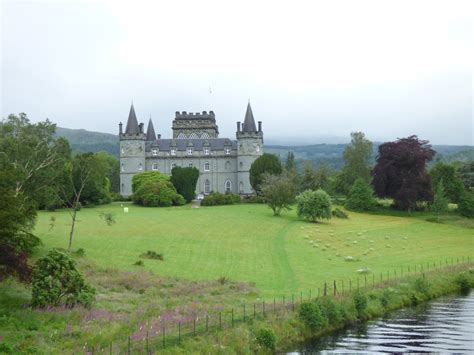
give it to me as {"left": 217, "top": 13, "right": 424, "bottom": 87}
{"left": 119, "top": 103, "right": 263, "bottom": 197}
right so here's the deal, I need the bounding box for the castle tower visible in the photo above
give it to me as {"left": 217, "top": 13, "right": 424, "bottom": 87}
{"left": 236, "top": 102, "right": 263, "bottom": 194}
{"left": 119, "top": 103, "right": 146, "bottom": 196}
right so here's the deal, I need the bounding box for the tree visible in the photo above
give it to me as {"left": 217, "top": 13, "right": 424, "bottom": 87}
{"left": 372, "top": 136, "right": 435, "bottom": 210}
{"left": 285, "top": 151, "right": 296, "bottom": 172}
{"left": 31, "top": 249, "right": 95, "bottom": 308}
{"left": 171, "top": 166, "right": 200, "bottom": 202}
{"left": 95, "top": 151, "right": 120, "bottom": 194}
{"left": 260, "top": 173, "right": 296, "bottom": 216}
{"left": 457, "top": 192, "right": 474, "bottom": 218}
{"left": 345, "top": 178, "right": 376, "bottom": 211}
{"left": 249, "top": 153, "right": 282, "bottom": 193}
{"left": 335, "top": 132, "right": 373, "bottom": 194}
{"left": 132, "top": 171, "right": 185, "bottom": 207}
{"left": 296, "top": 189, "right": 332, "bottom": 222}
{"left": 430, "top": 162, "right": 465, "bottom": 203}
{"left": 431, "top": 182, "right": 449, "bottom": 221}
{"left": 456, "top": 161, "right": 474, "bottom": 191}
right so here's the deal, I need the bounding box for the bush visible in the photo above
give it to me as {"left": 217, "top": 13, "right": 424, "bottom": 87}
{"left": 254, "top": 327, "right": 277, "bottom": 350}
{"left": 170, "top": 166, "right": 199, "bottom": 202}
{"left": 140, "top": 250, "right": 164, "bottom": 260}
{"left": 73, "top": 248, "right": 85, "bottom": 257}
{"left": 298, "top": 301, "right": 326, "bottom": 330}
{"left": 134, "top": 260, "right": 144, "bottom": 266}
{"left": 31, "top": 249, "right": 95, "bottom": 308}
{"left": 457, "top": 192, "right": 474, "bottom": 218}
{"left": 345, "top": 178, "right": 376, "bottom": 211}
{"left": 353, "top": 291, "right": 367, "bottom": 318}
{"left": 455, "top": 272, "right": 471, "bottom": 294}
{"left": 201, "top": 192, "right": 240, "bottom": 206}
{"left": 132, "top": 171, "right": 185, "bottom": 207}
{"left": 296, "top": 189, "right": 332, "bottom": 222}
{"left": 332, "top": 208, "right": 348, "bottom": 218}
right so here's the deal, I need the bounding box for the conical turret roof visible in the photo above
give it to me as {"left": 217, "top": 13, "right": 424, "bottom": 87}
{"left": 125, "top": 104, "right": 140, "bottom": 135}
{"left": 242, "top": 102, "right": 257, "bottom": 132}
{"left": 146, "top": 117, "right": 156, "bottom": 141}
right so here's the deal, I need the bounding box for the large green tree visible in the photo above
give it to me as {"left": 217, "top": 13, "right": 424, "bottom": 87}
{"left": 430, "top": 162, "right": 466, "bottom": 203}
{"left": 249, "top": 153, "right": 282, "bottom": 193}
{"left": 345, "top": 178, "right": 376, "bottom": 211}
{"left": 335, "top": 132, "right": 373, "bottom": 194}
{"left": 171, "top": 166, "right": 199, "bottom": 202}
{"left": 260, "top": 173, "right": 296, "bottom": 216}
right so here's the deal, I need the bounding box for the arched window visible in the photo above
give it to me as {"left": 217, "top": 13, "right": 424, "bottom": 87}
{"left": 239, "top": 181, "right": 244, "bottom": 194}
{"left": 225, "top": 180, "right": 232, "bottom": 193}
{"left": 152, "top": 163, "right": 158, "bottom": 171}
{"left": 201, "top": 132, "right": 210, "bottom": 139}
{"left": 239, "top": 161, "right": 243, "bottom": 169}
{"left": 121, "top": 183, "right": 124, "bottom": 193}
{"left": 138, "top": 163, "right": 143, "bottom": 171}
{"left": 256, "top": 144, "right": 260, "bottom": 152}
{"left": 177, "top": 133, "right": 187, "bottom": 139}
{"left": 204, "top": 162, "right": 210, "bottom": 171}
{"left": 189, "top": 132, "right": 199, "bottom": 139}
{"left": 225, "top": 161, "right": 231, "bottom": 170}
{"left": 204, "top": 179, "right": 211, "bottom": 194}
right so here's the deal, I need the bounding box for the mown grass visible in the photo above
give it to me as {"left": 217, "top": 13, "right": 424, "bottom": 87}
{"left": 34, "top": 202, "right": 473, "bottom": 298}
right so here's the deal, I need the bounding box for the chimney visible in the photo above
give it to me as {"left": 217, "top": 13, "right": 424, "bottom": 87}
{"left": 157, "top": 134, "right": 161, "bottom": 139}
{"left": 119, "top": 122, "right": 123, "bottom": 135}
{"left": 237, "top": 122, "right": 241, "bottom": 132}
{"left": 139, "top": 123, "right": 144, "bottom": 134}
{"left": 258, "top": 121, "right": 262, "bottom": 132}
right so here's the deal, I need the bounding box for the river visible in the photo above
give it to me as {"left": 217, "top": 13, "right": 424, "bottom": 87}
{"left": 290, "top": 291, "right": 474, "bottom": 353}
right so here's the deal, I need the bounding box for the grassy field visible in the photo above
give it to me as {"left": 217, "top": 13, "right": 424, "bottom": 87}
{"left": 35, "top": 202, "right": 474, "bottom": 298}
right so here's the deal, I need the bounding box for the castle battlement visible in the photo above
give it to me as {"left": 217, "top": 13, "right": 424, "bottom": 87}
{"left": 175, "top": 111, "right": 216, "bottom": 120}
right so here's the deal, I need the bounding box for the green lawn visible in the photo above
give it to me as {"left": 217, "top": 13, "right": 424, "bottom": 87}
{"left": 35, "top": 202, "right": 473, "bottom": 298}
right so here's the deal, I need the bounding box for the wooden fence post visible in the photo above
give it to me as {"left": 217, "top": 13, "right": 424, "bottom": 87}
{"left": 349, "top": 279, "right": 352, "bottom": 292}
{"left": 128, "top": 335, "right": 131, "bottom": 354}
{"left": 263, "top": 302, "right": 265, "bottom": 317}
{"left": 162, "top": 327, "right": 165, "bottom": 348}
{"left": 364, "top": 275, "right": 367, "bottom": 288}
{"left": 194, "top": 317, "right": 196, "bottom": 335}
{"left": 324, "top": 283, "right": 327, "bottom": 296}
{"left": 232, "top": 308, "right": 234, "bottom": 327}
{"left": 109, "top": 341, "right": 112, "bottom": 355}
{"left": 253, "top": 303, "right": 256, "bottom": 317}
{"left": 333, "top": 280, "right": 337, "bottom": 296}
{"left": 178, "top": 322, "right": 181, "bottom": 343}
{"left": 219, "top": 313, "right": 222, "bottom": 329}
{"left": 206, "top": 315, "right": 209, "bottom": 332}
{"left": 243, "top": 304, "right": 246, "bottom": 322}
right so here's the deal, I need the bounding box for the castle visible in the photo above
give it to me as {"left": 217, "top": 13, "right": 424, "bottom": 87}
{"left": 119, "top": 103, "right": 264, "bottom": 196}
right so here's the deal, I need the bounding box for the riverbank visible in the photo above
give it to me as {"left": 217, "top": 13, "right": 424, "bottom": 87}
{"left": 163, "top": 264, "right": 474, "bottom": 353}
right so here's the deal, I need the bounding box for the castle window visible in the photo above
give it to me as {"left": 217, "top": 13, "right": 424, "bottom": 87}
{"left": 121, "top": 163, "right": 124, "bottom": 172}
{"left": 187, "top": 148, "right": 193, "bottom": 155}
{"left": 225, "top": 180, "right": 232, "bottom": 193}
{"left": 177, "top": 133, "right": 186, "bottom": 139}
{"left": 256, "top": 144, "right": 260, "bottom": 152}
{"left": 204, "top": 179, "right": 211, "bottom": 194}
{"left": 188, "top": 162, "right": 193, "bottom": 168}
{"left": 138, "top": 163, "right": 143, "bottom": 171}
{"left": 239, "top": 181, "right": 244, "bottom": 193}
{"left": 204, "top": 162, "right": 210, "bottom": 171}
{"left": 121, "top": 183, "right": 124, "bottom": 193}
{"left": 152, "top": 149, "right": 158, "bottom": 156}
{"left": 239, "top": 161, "right": 243, "bottom": 169}
{"left": 171, "top": 162, "right": 176, "bottom": 169}
{"left": 121, "top": 147, "right": 124, "bottom": 154}
{"left": 171, "top": 149, "right": 176, "bottom": 156}
{"left": 189, "top": 132, "right": 199, "bottom": 139}
{"left": 225, "top": 161, "right": 231, "bottom": 170}
{"left": 204, "top": 148, "right": 210, "bottom": 155}
{"left": 225, "top": 148, "right": 231, "bottom": 155}
{"left": 152, "top": 163, "right": 158, "bottom": 171}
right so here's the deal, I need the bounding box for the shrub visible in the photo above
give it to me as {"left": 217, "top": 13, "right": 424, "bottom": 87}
{"left": 455, "top": 272, "right": 471, "bottom": 294}
{"left": 201, "top": 192, "right": 240, "bottom": 206}
{"left": 73, "top": 248, "right": 85, "bottom": 257}
{"left": 249, "top": 153, "right": 282, "bottom": 193}
{"left": 414, "top": 276, "right": 431, "bottom": 296}
{"left": 353, "top": 291, "right": 367, "bottom": 318}
{"left": 132, "top": 171, "right": 185, "bottom": 207}
{"left": 140, "top": 250, "right": 164, "bottom": 260}
{"left": 332, "top": 208, "right": 348, "bottom": 218}
{"left": 345, "top": 178, "right": 376, "bottom": 211}
{"left": 431, "top": 182, "right": 449, "bottom": 219}
{"left": 298, "top": 301, "right": 326, "bottom": 330}
{"left": 170, "top": 166, "right": 199, "bottom": 202}
{"left": 457, "top": 192, "right": 474, "bottom": 218}
{"left": 254, "top": 327, "right": 277, "bottom": 350}
{"left": 31, "top": 249, "right": 95, "bottom": 308}
{"left": 217, "top": 276, "right": 229, "bottom": 285}
{"left": 134, "top": 260, "right": 144, "bottom": 266}
{"left": 296, "top": 189, "right": 332, "bottom": 223}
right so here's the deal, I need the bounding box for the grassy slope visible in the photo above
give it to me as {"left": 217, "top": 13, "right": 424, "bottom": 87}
{"left": 35, "top": 203, "right": 473, "bottom": 298}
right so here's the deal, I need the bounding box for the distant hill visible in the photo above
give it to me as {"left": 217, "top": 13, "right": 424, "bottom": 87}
{"left": 55, "top": 127, "right": 119, "bottom": 156}
{"left": 55, "top": 127, "right": 473, "bottom": 170}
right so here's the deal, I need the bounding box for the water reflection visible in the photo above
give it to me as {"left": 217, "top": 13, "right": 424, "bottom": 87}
{"left": 291, "top": 291, "right": 474, "bottom": 353}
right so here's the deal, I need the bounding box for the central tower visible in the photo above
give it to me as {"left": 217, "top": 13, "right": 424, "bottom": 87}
{"left": 172, "top": 111, "right": 219, "bottom": 139}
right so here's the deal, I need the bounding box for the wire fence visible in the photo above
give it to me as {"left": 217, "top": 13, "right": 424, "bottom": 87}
{"left": 82, "top": 256, "right": 472, "bottom": 354}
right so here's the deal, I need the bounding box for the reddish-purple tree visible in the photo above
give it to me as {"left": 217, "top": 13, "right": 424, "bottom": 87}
{"left": 372, "top": 136, "right": 435, "bottom": 210}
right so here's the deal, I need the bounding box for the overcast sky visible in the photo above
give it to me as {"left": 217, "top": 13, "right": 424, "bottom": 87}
{"left": 1, "top": 0, "right": 472, "bottom": 145}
